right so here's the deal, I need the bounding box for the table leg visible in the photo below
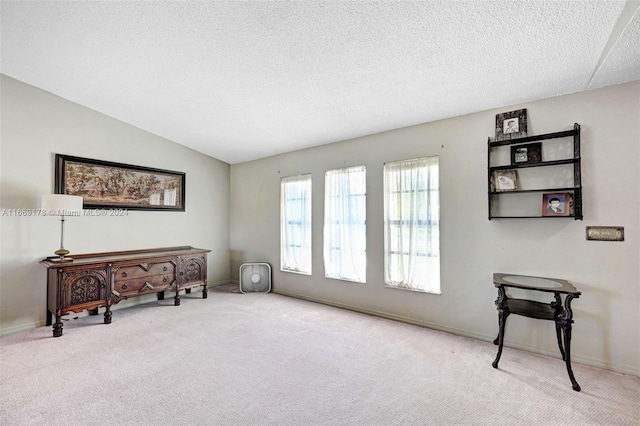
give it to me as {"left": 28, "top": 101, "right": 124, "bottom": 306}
{"left": 492, "top": 285, "right": 509, "bottom": 368}
{"left": 560, "top": 322, "right": 580, "bottom": 391}
{"left": 551, "top": 293, "right": 566, "bottom": 360}
{"left": 559, "top": 294, "right": 581, "bottom": 391}
{"left": 492, "top": 309, "right": 509, "bottom": 368}
{"left": 555, "top": 321, "right": 566, "bottom": 361}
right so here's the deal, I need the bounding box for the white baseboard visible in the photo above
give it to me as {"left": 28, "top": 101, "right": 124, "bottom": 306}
{"left": 0, "top": 280, "right": 234, "bottom": 337}
{"left": 0, "top": 320, "right": 47, "bottom": 336}
{"left": 272, "top": 289, "right": 640, "bottom": 377}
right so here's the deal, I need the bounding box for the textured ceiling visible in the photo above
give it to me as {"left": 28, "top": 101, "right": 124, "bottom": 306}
{"left": 2, "top": 1, "right": 639, "bottom": 164}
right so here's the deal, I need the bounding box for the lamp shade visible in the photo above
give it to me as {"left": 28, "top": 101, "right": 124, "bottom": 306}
{"left": 41, "top": 194, "right": 83, "bottom": 216}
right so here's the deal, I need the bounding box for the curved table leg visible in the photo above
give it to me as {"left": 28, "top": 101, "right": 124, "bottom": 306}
{"left": 551, "top": 293, "right": 566, "bottom": 360}
{"left": 561, "top": 322, "right": 581, "bottom": 391}
{"left": 555, "top": 321, "right": 566, "bottom": 361}
{"left": 492, "top": 309, "right": 509, "bottom": 368}
{"left": 559, "top": 294, "right": 581, "bottom": 391}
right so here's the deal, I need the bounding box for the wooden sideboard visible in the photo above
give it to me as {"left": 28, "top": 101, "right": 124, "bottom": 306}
{"left": 40, "top": 246, "right": 210, "bottom": 337}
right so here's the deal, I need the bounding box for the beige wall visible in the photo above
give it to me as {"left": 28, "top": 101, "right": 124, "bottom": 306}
{"left": 230, "top": 81, "right": 640, "bottom": 375}
{"left": 0, "top": 75, "right": 231, "bottom": 334}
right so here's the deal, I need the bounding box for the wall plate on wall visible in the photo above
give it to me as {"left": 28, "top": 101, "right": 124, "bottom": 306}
{"left": 586, "top": 226, "right": 624, "bottom": 241}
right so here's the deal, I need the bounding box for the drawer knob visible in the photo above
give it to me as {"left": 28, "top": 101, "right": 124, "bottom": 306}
{"left": 122, "top": 283, "right": 128, "bottom": 290}
{"left": 163, "top": 277, "right": 167, "bottom": 282}
{"left": 122, "top": 272, "right": 128, "bottom": 277}
{"left": 163, "top": 266, "right": 167, "bottom": 271}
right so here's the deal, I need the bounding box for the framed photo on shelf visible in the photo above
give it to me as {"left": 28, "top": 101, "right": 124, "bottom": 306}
{"left": 542, "top": 192, "right": 571, "bottom": 217}
{"left": 496, "top": 109, "right": 528, "bottom": 141}
{"left": 511, "top": 142, "right": 542, "bottom": 165}
{"left": 493, "top": 170, "right": 518, "bottom": 192}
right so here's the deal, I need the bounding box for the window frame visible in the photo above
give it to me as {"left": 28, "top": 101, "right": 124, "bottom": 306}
{"left": 280, "top": 173, "right": 312, "bottom": 275}
{"left": 323, "top": 165, "right": 367, "bottom": 283}
{"left": 383, "top": 156, "right": 440, "bottom": 294}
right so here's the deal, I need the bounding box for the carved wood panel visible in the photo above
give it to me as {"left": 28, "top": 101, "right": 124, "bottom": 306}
{"left": 179, "top": 256, "right": 206, "bottom": 285}
{"left": 60, "top": 268, "right": 108, "bottom": 308}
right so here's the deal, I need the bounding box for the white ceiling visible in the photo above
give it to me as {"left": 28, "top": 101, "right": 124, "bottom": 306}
{"left": 2, "top": 1, "right": 639, "bottom": 164}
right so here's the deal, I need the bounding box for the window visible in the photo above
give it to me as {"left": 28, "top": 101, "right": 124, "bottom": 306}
{"left": 324, "top": 166, "right": 366, "bottom": 282}
{"left": 383, "top": 157, "right": 440, "bottom": 293}
{"left": 281, "top": 174, "right": 312, "bottom": 274}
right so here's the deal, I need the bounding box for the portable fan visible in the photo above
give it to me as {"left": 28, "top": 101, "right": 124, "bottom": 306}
{"left": 239, "top": 263, "right": 272, "bottom": 293}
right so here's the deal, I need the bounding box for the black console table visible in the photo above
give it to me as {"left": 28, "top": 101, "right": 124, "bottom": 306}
{"left": 492, "top": 273, "right": 582, "bottom": 391}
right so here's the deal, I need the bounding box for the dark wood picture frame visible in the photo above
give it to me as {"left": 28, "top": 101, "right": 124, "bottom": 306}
{"left": 511, "top": 142, "right": 542, "bottom": 165}
{"left": 542, "top": 192, "right": 570, "bottom": 217}
{"left": 55, "top": 154, "right": 185, "bottom": 211}
{"left": 496, "top": 109, "right": 528, "bottom": 141}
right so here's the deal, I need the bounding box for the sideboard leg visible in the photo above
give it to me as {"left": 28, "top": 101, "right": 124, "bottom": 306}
{"left": 202, "top": 284, "right": 208, "bottom": 299}
{"left": 104, "top": 306, "right": 112, "bottom": 324}
{"left": 53, "top": 317, "right": 63, "bottom": 337}
{"left": 174, "top": 292, "right": 181, "bottom": 306}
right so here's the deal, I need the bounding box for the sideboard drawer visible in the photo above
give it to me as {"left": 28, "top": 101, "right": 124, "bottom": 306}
{"left": 113, "top": 275, "right": 175, "bottom": 296}
{"left": 114, "top": 261, "right": 176, "bottom": 283}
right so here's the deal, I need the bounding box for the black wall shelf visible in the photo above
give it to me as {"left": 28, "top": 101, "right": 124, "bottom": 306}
{"left": 488, "top": 123, "right": 582, "bottom": 220}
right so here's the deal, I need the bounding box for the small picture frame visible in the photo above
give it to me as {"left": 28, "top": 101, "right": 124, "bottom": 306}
{"left": 542, "top": 192, "right": 571, "bottom": 217}
{"left": 496, "top": 109, "right": 528, "bottom": 141}
{"left": 511, "top": 142, "right": 542, "bottom": 165}
{"left": 493, "top": 170, "right": 518, "bottom": 192}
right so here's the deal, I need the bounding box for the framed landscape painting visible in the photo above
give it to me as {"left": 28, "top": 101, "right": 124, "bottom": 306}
{"left": 55, "top": 154, "right": 185, "bottom": 211}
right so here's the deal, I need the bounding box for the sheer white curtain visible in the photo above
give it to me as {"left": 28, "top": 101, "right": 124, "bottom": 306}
{"left": 383, "top": 157, "right": 440, "bottom": 293}
{"left": 324, "top": 166, "right": 366, "bottom": 282}
{"left": 280, "top": 174, "right": 312, "bottom": 274}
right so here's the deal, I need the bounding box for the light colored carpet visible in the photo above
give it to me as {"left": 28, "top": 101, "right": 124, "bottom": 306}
{"left": 1, "top": 284, "right": 638, "bottom": 425}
